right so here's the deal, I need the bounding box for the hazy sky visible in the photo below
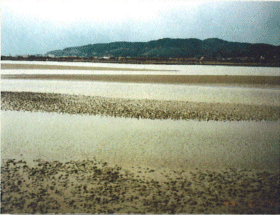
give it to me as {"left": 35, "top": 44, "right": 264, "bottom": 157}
{"left": 1, "top": 0, "right": 279, "bottom": 56}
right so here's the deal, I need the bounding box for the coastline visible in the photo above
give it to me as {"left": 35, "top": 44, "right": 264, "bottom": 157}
{"left": 2, "top": 57, "right": 279, "bottom": 68}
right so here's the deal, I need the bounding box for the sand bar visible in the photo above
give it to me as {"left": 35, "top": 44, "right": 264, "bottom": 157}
{"left": 2, "top": 73, "right": 280, "bottom": 85}
{"left": 2, "top": 91, "right": 279, "bottom": 121}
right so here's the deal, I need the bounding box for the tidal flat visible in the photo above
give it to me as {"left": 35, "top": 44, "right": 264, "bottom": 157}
{"left": 1, "top": 62, "right": 280, "bottom": 213}
{"left": 1, "top": 93, "right": 280, "bottom": 213}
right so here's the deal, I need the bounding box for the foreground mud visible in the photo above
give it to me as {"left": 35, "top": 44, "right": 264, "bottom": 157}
{"left": 1, "top": 91, "right": 279, "bottom": 121}
{"left": 1, "top": 158, "right": 279, "bottom": 214}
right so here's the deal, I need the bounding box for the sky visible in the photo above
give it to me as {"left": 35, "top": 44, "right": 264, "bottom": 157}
{"left": 1, "top": 0, "right": 280, "bottom": 56}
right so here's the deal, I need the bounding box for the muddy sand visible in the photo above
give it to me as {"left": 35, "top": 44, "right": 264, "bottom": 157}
{"left": 1, "top": 158, "right": 279, "bottom": 214}
{"left": 3, "top": 73, "right": 280, "bottom": 86}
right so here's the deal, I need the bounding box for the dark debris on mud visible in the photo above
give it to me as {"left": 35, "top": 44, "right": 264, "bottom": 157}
{"left": 1, "top": 91, "right": 279, "bottom": 121}
{"left": 1, "top": 158, "right": 279, "bottom": 214}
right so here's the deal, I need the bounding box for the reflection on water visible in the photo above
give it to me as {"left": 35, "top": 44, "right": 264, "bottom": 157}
{"left": 2, "top": 111, "right": 279, "bottom": 170}
{"left": 2, "top": 60, "right": 280, "bottom": 76}
{"left": 2, "top": 79, "right": 280, "bottom": 105}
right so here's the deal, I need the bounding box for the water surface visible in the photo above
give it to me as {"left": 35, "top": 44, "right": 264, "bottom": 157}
{"left": 2, "top": 79, "right": 280, "bottom": 105}
{"left": 2, "top": 60, "right": 280, "bottom": 76}
{"left": 2, "top": 110, "right": 279, "bottom": 171}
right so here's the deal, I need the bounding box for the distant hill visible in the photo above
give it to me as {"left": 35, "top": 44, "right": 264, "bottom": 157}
{"left": 46, "top": 38, "right": 280, "bottom": 59}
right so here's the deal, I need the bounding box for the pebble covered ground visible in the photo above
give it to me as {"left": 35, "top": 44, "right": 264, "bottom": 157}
{"left": 1, "top": 91, "right": 280, "bottom": 121}
{"left": 1, "top": 158, "right": 279, "bottom": 214}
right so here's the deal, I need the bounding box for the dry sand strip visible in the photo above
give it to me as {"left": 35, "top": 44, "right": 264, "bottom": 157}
{"left": 1, "top": 63, "right": 165, "bottom": 71}
{"left": 1, "top": 91, "right": 279, "bottom": 121}
{"left": 1, "top": 158, "right": 279, "bottom": 214}
{"left": 2, "top": 73, "right": 280, "bottom": 85}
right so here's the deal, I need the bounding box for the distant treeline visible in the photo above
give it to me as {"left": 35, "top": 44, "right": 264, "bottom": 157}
{"left": 43, "top": 38, "right": 279, "bottom": 64}
{"left": 2, "top": 55, "right": 279, "bottom": 67}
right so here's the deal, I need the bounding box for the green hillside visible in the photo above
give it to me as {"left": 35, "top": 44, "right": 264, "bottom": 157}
{"left": 47, "top": 38, "right": 280, "bottom": 60}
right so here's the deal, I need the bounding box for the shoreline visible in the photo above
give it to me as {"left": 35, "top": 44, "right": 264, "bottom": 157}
{"left": 2, "top": 58, "right": 279, "bottom": 68}
{"left": 1, "top": 63, "right": 163, "bottom": 71}
{"left": 2, "top": 91, "right": 280, "bottom": 121}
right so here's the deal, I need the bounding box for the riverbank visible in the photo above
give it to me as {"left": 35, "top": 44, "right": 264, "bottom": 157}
{"left": 1, "top": 158, "right": 279, "bottom": 214}
{"left": 1, "top": 91, "right": 279, "bottom": 121}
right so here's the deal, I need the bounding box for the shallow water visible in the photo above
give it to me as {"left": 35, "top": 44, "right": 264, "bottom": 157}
{"left": 2, "top": 60, "right": 280, "bottom": 76}
{"left": 2, "top": 110, "right": 279, "bottom": 171}
{"left": 2, "top": 79, "right": 280, "bottom": 105}
{"left": 3, "top": 61, "right": 280, "bottom": 105}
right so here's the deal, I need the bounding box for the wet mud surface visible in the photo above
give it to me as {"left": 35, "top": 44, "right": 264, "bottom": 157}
{"left": 1, "top": 90, "right": 280, "bottom": 213}
{"left": 2, "top": 73, "right": 280, "bottom": 85}
{"left": 1, "top": 158, "right": 279, "bottom": 214}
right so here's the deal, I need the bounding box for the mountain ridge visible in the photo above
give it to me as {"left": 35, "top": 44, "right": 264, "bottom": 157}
{"left": 46, "top": 38, "right": 280, "bottom": 60}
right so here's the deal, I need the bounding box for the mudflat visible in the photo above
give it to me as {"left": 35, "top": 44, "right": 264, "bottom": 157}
{"left": 2, "top": 158, "right": 279, "bottom": 214}
{"left": 1, "top": 91, "right": 280, "bottom": 213}
{"left": 2, "top": 62, "right": 280, "bottom": 85}
{"left": 1, "top": 62, "right": 280, "bottom": 214}
{"left": 3, "top": 73, "right": 280, "bottom": 85}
